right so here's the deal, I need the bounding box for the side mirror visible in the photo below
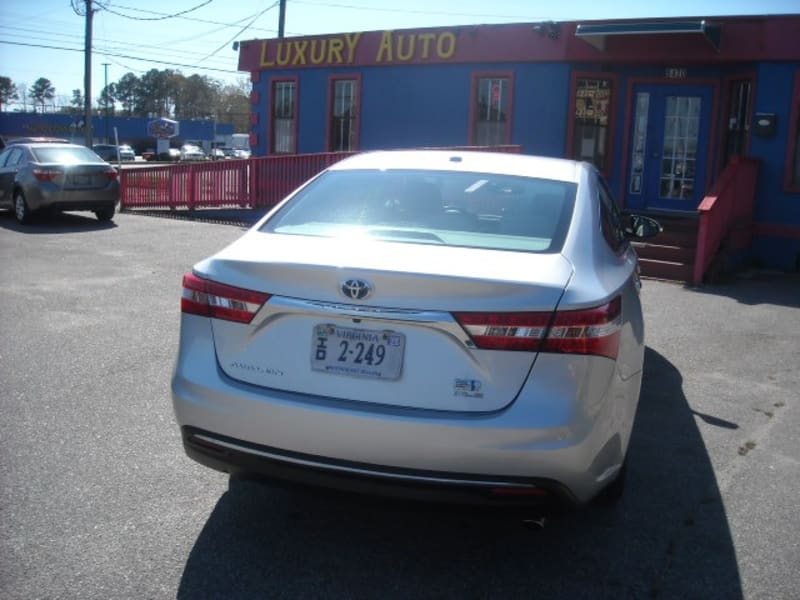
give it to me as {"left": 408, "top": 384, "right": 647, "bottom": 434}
{"left": 625, "top": 215, "right": 662, "bottom": 239}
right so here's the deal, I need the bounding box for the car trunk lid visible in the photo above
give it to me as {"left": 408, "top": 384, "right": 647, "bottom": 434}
{"left": 197, "top": 232, "right": 573, "bottom": 412}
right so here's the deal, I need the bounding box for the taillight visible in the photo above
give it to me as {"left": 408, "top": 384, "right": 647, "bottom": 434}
{"left": 454, "top": 312, "right": 550, "bottom": 351}
{"left": 33, "top": 168, "right": 59, "bottom": 182}
{"left": 181, "top": 273, "right": 270, "bottom": 324}
{"left": 542, "top": 297, "right": 621, "bottom": 359}
{"left": 454, "top": 296, "right": 622, "bottom": 359}
{"left": 105, "top": 168, "right": 119, "bottom": 180}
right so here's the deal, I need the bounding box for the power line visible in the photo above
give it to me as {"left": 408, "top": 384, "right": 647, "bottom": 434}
{"left": 192, "top": 1, "right": 279, "bottom": 65}
{"left": 97, "top": 2, "right": 281, "bottom": 33}
{"left": 0, "top": 25, "right": 237, "bottom": 68}
{"left": 0, "top": 40, "right": 242, "bottom": 75}
{"left": 96, "top": 0, "right": 214, "bottom": 21}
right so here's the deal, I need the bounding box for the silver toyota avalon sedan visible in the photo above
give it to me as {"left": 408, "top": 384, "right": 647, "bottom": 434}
{"left": 172, "top": 150, "right": 661, "bottom": 507}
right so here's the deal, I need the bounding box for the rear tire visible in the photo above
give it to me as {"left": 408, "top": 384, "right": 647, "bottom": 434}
{"left": 14, "top": 190, "right": 31, "bottom": 224}
{"left": 94, "top": 205, "right": 115, "bottom": 222}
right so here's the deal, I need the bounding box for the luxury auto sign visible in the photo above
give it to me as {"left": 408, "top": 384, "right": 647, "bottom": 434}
{"left": 242, "top": 29, "right": 460, "bottom": 70}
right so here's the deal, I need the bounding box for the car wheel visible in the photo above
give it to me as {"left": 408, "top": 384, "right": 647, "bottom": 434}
{"left": 14, "top": 190, "right": 31, "bottom": 224}
{"left": 593, "top": 461, "right": 627, "bottom": 507}
{"left": 94, "top": 205, "right": 115, "bottom": 222}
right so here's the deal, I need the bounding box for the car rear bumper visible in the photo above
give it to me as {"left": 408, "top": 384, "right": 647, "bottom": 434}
{"left": 182, "top": 425, "right": 577, "bottom": 506}
{"left": 172, "top": 316, "right": 641, "bottom": 505}
{"left": 25, "top": 185, "right": 119, "bottom": 212}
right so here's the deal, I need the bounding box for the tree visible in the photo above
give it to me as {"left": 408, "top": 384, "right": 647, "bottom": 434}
{"left": 216, "top": 78, "right": 251, "bottom": 133}
{"left": 175, "top": 74, "right": 219, "bottom": 120}
{"left": 115, "top": 72, "right": 141, "bottom": 116}
{"left": 137, "top": 68, "right": 179, "bottom": 117}
{"left": 0, "top": 76, "right": 19, "bottom": 111}
{"left": 98, "top": 83, "right": 117, "bottom": 116}
{"left": 69, "top": 89, "right": 84, "bottom": 115}
{"left": 30, "top": 77, "right": 55, "bottom": 113}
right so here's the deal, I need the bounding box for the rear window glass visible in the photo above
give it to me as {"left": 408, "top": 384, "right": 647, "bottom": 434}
{"left": 32, "top": 146, "right": 102, "bottom": 164}
{"left": 260, "top": 169, "right": 577, "bottom": 253}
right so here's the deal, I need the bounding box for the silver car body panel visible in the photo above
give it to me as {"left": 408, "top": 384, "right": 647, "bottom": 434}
{"left": 172, "top": 150, "right": 646, "bottom": 504}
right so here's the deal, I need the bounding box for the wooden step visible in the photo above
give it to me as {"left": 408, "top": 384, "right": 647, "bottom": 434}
{"left": 631, "top": 241, "right": 696, "bottom": 264}
{"left": 637, "top": 258, "right": 694, "bottom": 283}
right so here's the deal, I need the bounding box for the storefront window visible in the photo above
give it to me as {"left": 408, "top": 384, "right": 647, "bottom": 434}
{"left": 572, "top": 78, "right": 613, "bottom": 171}
{"left": 629, "top": 92, "right": 650, "bottom": 195}
{"left": 472, "top": 75, "right": 512, "bottom": 146}
{"left": 329, "top": 78, "right": 359, "bottom": 152}
{"left": 723, "top": 79, "right": 752, "bottom": 166}
{"left": 272, "top": 79, "right": 297, "bottom": 154}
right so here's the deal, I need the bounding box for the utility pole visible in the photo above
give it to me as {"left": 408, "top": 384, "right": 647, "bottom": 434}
{"left": 103, "top": 62, "right": 110, "bottom": 143}
{"left": 84, "top": 0, "right": 95, "bottom": 147}
{"left": 278, "top": 0, "right": 286, "bottom": 38}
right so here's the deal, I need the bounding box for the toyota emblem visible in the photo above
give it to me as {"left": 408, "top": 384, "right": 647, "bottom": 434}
{"left": 341, "top": 279, "right": 372, "bottom": 300}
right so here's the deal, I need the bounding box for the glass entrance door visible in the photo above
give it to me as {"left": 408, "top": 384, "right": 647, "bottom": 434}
{"left": 626, "top": 83, "right": 714, "bottom": 212}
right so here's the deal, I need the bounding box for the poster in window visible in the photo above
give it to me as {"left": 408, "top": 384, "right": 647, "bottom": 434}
{"left": 575, "top": 79, "right": 611, "bottom": 126}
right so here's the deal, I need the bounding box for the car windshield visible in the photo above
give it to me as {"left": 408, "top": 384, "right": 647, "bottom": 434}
{"left": 261, "top": 169, "right": 577, "bottom": 253}
{"left": 33, "top": 146, "right": 103, "bottom": 164}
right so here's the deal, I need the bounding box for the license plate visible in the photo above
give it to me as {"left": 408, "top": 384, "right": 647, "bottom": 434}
{"left": 311, "top": 324, "right": 405, "bottom": 380}
{"left": 71, "top": 174, "right": 91, "bottom": 186}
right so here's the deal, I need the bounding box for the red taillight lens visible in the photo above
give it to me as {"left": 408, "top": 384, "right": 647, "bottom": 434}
{"left": 454, "top": 296, "right": 622, "bottom": 358}
{"left": 181, "top": 273, "right": 270, "bottom": 324}
{"left": 454, "top": 312, "right": 550, "bottom": 351}
{"left": 542, "top": 297, "right": 621, "bottom": 359}
{"left": 105, "top": 168, "right": 119, "bottom": 180}
{"left": 33, "top": 168, "right": 59, "bottom": 182}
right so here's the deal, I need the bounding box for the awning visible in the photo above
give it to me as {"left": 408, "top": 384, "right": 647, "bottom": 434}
{"left": 575, "top": 20, "right": 721, "bottom": 52}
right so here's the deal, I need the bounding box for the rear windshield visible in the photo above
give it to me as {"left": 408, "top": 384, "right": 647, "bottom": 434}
{"left": 32, "top": 146, "right": 103, "bottom": 164}
{"left": 260, "top": 169, "right": 577, "bottom": 253}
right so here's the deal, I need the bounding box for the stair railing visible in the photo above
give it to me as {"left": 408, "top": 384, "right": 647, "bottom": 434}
{"left": 693, "top": 157, "right": 760, "bottom": 285}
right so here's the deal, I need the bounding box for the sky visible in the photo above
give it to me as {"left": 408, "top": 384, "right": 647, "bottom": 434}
{"left": 1, "top": 0, "right": 799, "bottom": 109}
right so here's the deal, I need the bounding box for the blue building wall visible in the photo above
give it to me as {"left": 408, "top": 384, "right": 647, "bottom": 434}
{"left": 749, "top": 62, "right": 800, "bottom": 270}
{"left": 252, "top": 57, "right": 800, "bottom": 271}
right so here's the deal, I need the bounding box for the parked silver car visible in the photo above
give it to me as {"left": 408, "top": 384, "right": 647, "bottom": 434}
{"left": 0, "top": 142, "right": 119, "bottom": 223}
{"left": 180, "top": 144, "right": 206, "bottom": 161}
{"left": 172, "top": 150, "right": 661, "bottom": 507}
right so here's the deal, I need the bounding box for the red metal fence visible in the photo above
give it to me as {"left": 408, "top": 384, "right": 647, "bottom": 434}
{"left": 693, "top": 157, "right": 760, "bottom": 285}
{"left": 120, "top": 145, "right": 523, "bottom": 211}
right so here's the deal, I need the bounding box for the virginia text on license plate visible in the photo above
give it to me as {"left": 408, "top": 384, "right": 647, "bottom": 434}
{"left": 311, "top": 324, "right": 405, "bottom": 380}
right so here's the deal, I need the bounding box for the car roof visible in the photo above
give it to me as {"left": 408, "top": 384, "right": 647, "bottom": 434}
{"left": 328, "top": 150, "right": 587, "bottom": 183}
{"left": 7, "top": 137, "right": 70, "bottom": 145}
{"left": 13, "top": 142, "right": 87, "bottom": 150}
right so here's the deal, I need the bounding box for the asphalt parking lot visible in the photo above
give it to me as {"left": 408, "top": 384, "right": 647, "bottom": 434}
{"left": 1, "top": 210, "right": 798, "bottom": 599}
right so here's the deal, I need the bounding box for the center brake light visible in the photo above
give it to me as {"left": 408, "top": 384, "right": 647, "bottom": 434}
{"left": 454, "top": 296, "right": 622, "bottom": 359}
{"left": 181, "top": 273, "right": 270, "bottom": 324}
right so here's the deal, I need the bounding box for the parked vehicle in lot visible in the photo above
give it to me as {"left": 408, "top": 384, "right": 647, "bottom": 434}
{"left": 158, "top": 148, "right": 181, "bottom": 162}
{"left": 231, "top": 146, "right": 251, "bottom": 159}
{"left": 172, "top": 150, "right": 661, "bottom": 507}
{"left": 92, "top": 143, "right": 135, "bottom": 162}
{"left": 0, "top": 141, "right": 119, "bottom": 223}
{"left": 180, "top": 144, "right": 206, "bottom": 161}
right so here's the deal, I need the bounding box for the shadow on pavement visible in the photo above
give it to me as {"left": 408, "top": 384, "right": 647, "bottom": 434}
{"left": 121, "top": 208, "right": 266, "bottom": 228}
{"left": 0, "top": 208, "right": 117, "bottom": 233}
{"left": 178, "top": 347, "right": 742, "bottom": 599}
{"left": 692, "top": 271, "right": 800, "bottom": 308}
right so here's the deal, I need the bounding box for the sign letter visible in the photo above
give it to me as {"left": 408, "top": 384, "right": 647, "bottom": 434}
{"left": 376, "top": 31, "right": 393, "bottom": 62}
